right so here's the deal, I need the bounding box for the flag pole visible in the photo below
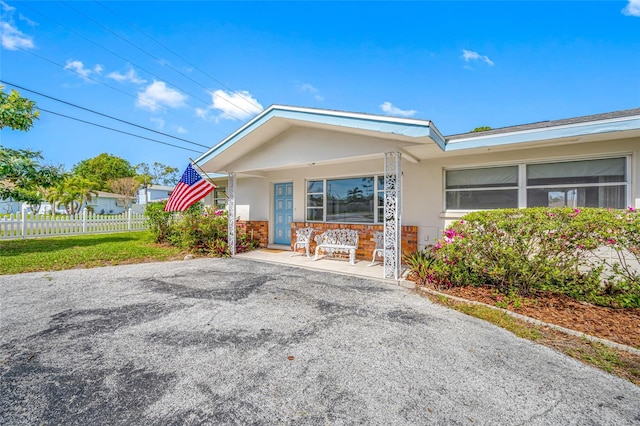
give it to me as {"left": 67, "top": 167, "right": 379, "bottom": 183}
{"left": 189, "top": 158, "right": 227, "bottom": 199}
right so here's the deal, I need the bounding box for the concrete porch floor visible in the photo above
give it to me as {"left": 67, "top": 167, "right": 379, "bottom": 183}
{"left": 235, "top": 247, "right": 414, "bottom": 288}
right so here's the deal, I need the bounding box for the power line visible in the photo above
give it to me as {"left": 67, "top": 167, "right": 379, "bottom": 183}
{"left": 94, "top": 0, "right": 264, "bottom": 112}
{"left": 58, "top": 0, "right": 258, "bottom": 121}
{"left": 39, "top": 108, "right": 204, "bottom": 154}
{"left": 19, "top": 1, "right": 223, "bottom": 118}
{"left": 14, "top": 45, "right": 226, "bottom": 136}
{"left": 1, "top": 80, "right": 210, "bottom": 149}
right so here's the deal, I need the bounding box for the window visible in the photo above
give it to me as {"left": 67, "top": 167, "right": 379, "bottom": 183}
{"left": 526, "top": 158, "right": 627, "bottom": 209}
{"left": 212, "top": 187, "right": 227, "bottom": 209}
{"left": 306, "top": 176, "right": 381, "bottom": 223}
{"left": 445, "top": 166, "right": 519, "bottom": 209}
{"left": 445, "top": 157, "right": 629, "bottom": 210}
{"left": 306, "top": 180, "right": 324, "bottom": 221}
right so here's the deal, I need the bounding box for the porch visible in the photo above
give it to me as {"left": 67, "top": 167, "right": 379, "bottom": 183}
{"left": 235, "top": 246, "right": 415, "bottom": 287}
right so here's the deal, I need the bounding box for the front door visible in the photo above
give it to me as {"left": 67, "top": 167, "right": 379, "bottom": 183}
{"left": 274, "top": 182, "right": 293, "bottom": 245}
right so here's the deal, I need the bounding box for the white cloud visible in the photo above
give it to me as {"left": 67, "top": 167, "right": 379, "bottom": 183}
{"left": 136, "top": 80, "right": 187, "bottom": 111}
{"left": 1, "top": 1, "right": 35, "bottom": 50}
{"left": 622, "top": 0, "right": 640, "bottom": 16}
{"left": 0, "top": 1, "right": 14, "bottom": 12}
{"left": 209, "top": 89, "right": 264, "bottom": 121}
{"left": 150, "top": 117, "right": 165, "bottom": 130}
{"left": 379, "top": 101, "right": 417, "bottom": 118}
{"left": 176, "top": 126, "right": 188, "bottom": 134}
{"left": 297, "top": 82, "right": 324, "bottom": 101}
{"left": 94, "top": 64, "right": 103, "bottom": 74}
{"left": 108, "top": 68, "right": 146, "bottom": 85}
{"left": 64, "top": 59, "right": 94, "bottom": 81}
{"left": 0, "top": 21, "right": 34, "bottom": 50}
{"left": 461, "top": 49, "right": 494, "bottom": 67}
{"left": 18, "top": 13, "right": 37, "bottom": 27}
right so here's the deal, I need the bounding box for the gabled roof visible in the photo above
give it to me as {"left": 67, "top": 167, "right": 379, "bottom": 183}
{"left": 195, "top": 105, "right": 640, "bottom": 172}
{"left": 195, "top": 105, "right": 445, "bottom": 172}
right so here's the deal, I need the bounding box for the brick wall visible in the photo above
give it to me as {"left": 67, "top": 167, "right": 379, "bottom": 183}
{"left": 237, "top": 220, "right": 269, "bottom": 248}
{"left": 290, "top": 222, "right": 418, "bottom": 261}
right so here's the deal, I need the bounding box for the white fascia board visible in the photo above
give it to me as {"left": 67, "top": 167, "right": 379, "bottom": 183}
{"left": 195, "top": 105, "right": 443, "bottom": 167}
{"left": 445, "top": 115, "right": 640, "bottom": 151}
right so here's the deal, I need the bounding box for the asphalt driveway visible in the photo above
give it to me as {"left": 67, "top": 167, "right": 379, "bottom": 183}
{"left": 1, "top": 257, "right": 639, "bottom": 425}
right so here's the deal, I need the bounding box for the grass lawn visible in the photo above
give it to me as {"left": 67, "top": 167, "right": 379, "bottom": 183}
{"left": 0, "top": 231, "right": 184, "bottom": 275}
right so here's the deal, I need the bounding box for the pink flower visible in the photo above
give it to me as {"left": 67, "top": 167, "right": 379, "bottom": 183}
{"left": 573, "top": 208, "right": 581, "bottom": 214}
{"left": 628, "top": 206, "right": 637, "bottom": 213}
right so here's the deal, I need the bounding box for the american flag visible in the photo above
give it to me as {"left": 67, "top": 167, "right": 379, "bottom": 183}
{"left": 164, "top": 164, "right": 216, "bottom": 212}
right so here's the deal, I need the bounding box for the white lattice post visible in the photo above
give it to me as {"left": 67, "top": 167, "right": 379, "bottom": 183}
{"left": 383, "top": 152, "right": 402, "bottom": 280}
{"left": 227, "top": 172, "right": 237, "bottom": 256}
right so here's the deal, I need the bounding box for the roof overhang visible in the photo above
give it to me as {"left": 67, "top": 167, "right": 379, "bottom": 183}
{"left": 195, "top": 105, "right": 444, "bottom": 174}
{"left": 444, "top": 113, "right": 640, "bottom": 152}
{"left": 195, "top": 105, "right": 640, "bottom": 175}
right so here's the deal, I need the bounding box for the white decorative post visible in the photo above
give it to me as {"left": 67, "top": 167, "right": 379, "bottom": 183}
{"left": 227, "top": 172, "right": 237, "bottom": 256}
{"left": 383, "top": 152, "right": 402, "bottom": 280}
{"left": 82, "top": 208, "right": 87, "bottom": 234}
{"left": 127, "top": 208, "right": 132, "bottom": 230}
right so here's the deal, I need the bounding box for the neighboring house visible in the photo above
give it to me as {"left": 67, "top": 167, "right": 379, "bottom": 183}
{"left": 194, "top": 105, "right": 640, "bottom": 278}
{"left": 85, "top": 191, "right": 129, "bottom": 215}
{"left": 0, "top": 198, "right": 23, "bottom": 214}
{"left": 136, "top": 185, "right": 174, "bottom": 205}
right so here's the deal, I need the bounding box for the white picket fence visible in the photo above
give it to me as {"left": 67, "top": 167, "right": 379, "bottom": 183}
{"left": 0, "top": 208, "right": 147, "bottom": 240}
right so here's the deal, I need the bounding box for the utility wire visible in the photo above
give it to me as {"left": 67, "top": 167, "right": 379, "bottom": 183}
{"left": 39, "top": 108, "right": 204, "bottom": 154}
{"left": 14, "top": 45, "right": 226, "bottom": 136}
{"left": 19, "top": 1, "right": 223, "bottom": 119}
{"left": 59, "top": 0, "right": 257, "bottom": 121}
{"left": 94, "top": 0, "right": 264, "bottom": 112}
{"left": 1, "top": 80, "right": 210, "bottom": 149}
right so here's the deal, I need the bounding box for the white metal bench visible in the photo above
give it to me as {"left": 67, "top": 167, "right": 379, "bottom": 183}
{"left": 313, "top": 229, "right": 359, "bottom": 265}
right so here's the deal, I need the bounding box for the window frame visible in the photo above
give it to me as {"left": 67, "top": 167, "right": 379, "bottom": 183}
{"left": 305, "top": 175, "right": 384, "bottom": 224}
{"left": 444, "top": 154, "right": 631, "bottom": 211}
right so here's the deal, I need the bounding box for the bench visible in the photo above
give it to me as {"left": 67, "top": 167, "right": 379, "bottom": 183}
{"left": 313, "top": 229, "right": 359, "bottom": 265}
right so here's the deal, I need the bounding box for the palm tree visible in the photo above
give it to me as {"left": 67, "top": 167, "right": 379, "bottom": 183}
{"left": 48, "top": 176, "right": 99, "bottom": 215}
{"left": 346, "top": 186, "right": 364, "bottom": 202}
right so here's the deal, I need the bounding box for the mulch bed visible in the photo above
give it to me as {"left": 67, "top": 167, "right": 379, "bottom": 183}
{"left": 433, "top": 285, "right": 640, "bottom": 349}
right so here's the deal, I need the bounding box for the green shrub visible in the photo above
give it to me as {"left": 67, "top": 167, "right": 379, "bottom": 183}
{"left": 407, "top": 207, "right": 639, "bottom": 308}
{"left": 145, "top": 201, "right": 258, "bottom": 256}
{"left": 144, "top": 201, "right": 175, "bottom": 243}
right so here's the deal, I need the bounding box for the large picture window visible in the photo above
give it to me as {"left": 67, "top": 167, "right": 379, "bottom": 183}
{"left": 306, "top": 176, "right": 382, "bottom": 223}
{"left": 445, "top": 157, "right": 629, "bottom": 210}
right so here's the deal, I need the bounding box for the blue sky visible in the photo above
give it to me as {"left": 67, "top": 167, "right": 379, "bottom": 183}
{"left": 1, "top": 1, "right": 639, "bottom": 173}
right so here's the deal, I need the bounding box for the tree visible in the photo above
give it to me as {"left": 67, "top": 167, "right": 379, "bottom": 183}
{"left": 470, "top": 126, "right": 492, "bottom": 133}
{"left": 0, "top": 146, "right": 63, "bottom": 210}
{"left": 108, "top": 177, "right": 139, "bottom": 210}
{"left": 73, "top": 153, "right": 135, "bottom": 191}
{"left": 0, "top": 85, "right": 39, "bottom": 131}
{"left": 136, "top": 162, "right": 179, "bottom": 186}
{"left": 48, "top": 175, "right": 99, "bottom": 215}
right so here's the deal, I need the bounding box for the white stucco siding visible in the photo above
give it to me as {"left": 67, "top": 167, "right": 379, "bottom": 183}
{"left": 224, "top": 127, "right": 417, "bottom": 173}
{"left": 213, "top": 136, "right": 637, "bottom": 247}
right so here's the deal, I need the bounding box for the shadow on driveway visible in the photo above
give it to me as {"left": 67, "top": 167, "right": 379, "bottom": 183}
{"left": 1, "top": 258, "right": 639, "bottom": 424}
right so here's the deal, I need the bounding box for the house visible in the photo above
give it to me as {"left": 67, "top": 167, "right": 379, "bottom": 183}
{"left": 136, "top": 184, "right": 174, "bottom": 205}
{"left": 85, "top": 191, "right": 129, "bottom": 215}
{"left": 0, "top": 198, "right": 23, "bottom": 214}
{"left": 194, "top": 105, "right": 640, "bottom": 279}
